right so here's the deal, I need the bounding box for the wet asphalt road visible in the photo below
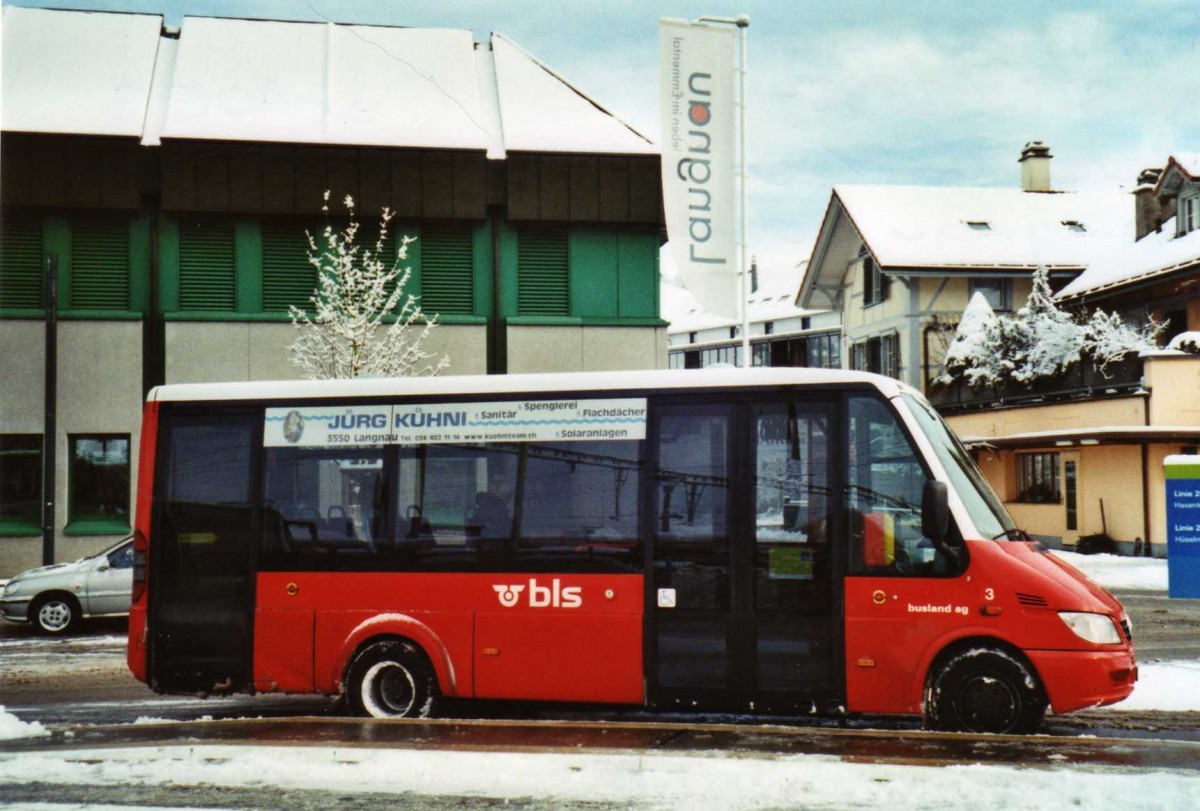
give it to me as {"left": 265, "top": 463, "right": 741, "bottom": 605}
{"left": 1, "top": 590, "right": 1198, "bottom": 735}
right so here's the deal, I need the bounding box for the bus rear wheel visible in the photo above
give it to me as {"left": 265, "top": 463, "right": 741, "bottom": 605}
{"left": 925, "top": 648, "right": 1046, "bottom": 735}
{"left": 345, "top": 640, "right": 438, "bottom": 719}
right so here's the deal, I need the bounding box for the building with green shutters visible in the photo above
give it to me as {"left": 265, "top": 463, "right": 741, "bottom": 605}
{"left": 0, "top": 8, "right": 666, "bottom": 574}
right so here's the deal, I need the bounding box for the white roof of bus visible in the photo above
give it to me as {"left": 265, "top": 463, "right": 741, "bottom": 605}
{"left": 149, "top": 368, "right": 913, "bottom": 403}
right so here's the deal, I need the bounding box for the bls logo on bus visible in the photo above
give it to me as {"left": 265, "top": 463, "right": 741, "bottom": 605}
{"left": 493, "top": 579, "right": 582, "bottom": 609}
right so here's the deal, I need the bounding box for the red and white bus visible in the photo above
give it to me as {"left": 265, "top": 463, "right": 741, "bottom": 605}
{"left": 127, "top": 368, "right": 1135, "bottom": 733}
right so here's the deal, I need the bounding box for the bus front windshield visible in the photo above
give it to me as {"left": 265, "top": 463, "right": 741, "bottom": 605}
{"left": 900, "top": 394, "right": 1017, "bottom": 541}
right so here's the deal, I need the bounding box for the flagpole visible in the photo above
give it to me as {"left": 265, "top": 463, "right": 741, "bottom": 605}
{"left": 736, "top": 15, "right": 750, "bottom": 367}
{"left": 698, "top": 14, "right": 750, "bottom": 368}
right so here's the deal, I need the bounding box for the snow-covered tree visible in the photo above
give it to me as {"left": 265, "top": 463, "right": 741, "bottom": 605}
{"left": 937, "top": 291, "right": 998, "bottom": 386}
{"left": 289, "top": 193, "right": 450, "bottom": 380}
{"left": 1081, "top": 309, "right": 1161, "bottom": 373}
{"left": 1010, "top": 268, "right": 1082, "bottom": 384}
{"left": 937, "top": 267, "right": 1160, "bottom": 389}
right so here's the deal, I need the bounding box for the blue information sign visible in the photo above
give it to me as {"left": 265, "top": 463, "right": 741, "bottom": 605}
{"left": 1165, "top": 456, "right": 1200, "bottom": 599}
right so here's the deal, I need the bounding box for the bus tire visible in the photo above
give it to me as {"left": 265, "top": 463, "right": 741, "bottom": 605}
{"left": 925, "top": 647, "right": 1046, "bottom": 735}
{"left": 31, "top": 592, "right": 81, "bottom": 635}
{"left": 345, "top": 639, "right": 439, "bottom": 719}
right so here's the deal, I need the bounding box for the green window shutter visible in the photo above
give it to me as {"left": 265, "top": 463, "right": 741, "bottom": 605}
{"left": 421, "top": 222, "right": 474, "bottom": 315}
{"left": 262, "top": 219, "right": 315, "bottom": 312}
{"left": 517, "top": 225, "right": 569, "bottom": 316}
{"left": 70, "top": 214, "right": 130, "bottom": 310}
{"left": 178, "top": 217, "right": 236, "bottom": 311}
{"left": 0, "top": 213, "right": 44, "bottom": 309}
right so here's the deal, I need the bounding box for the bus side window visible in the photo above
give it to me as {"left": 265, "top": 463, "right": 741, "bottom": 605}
{"left": 261, "top": 447, "right": 385, "bottom": 567}
{"left": 846, "top": 396, "right": 962, "bottom": 577}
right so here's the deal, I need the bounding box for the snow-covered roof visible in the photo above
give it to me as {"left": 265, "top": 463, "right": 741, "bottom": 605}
{"left": 161, "top": 18, "right": 489, "bottom": 150}
{"left": 3, "top": 8, "right": 654, "bottom": 158}
{"left": 1057, "top": 219, "right": 1200, "bottom": 300}
{"left": 1, "top": 7, "right": 163, "bottom": 137}
{"left": 491, "top": 33, "right": 655, "bottom": 155}
{"left": 663, "top": 260, "right": 830, "bottom": 334}
{"left": 1153, "top": 153, "right": 1200, "bottom": 198}
{"left": 150, "top": 367, "right": 912, "bottom": 403}
{"left": 833, "top": 185, "right": 1132, "bottom": 270}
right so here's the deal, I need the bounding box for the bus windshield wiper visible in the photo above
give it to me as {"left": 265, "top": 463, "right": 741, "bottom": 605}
{"left": 992, "top": 528, "right": 1033, "bottom": 542}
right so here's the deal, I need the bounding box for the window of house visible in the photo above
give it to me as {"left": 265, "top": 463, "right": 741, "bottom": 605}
{"left": 700, "top": 345, "right": 741, "bottom": 367}
{"left": 178, "top": 216, "right": 238, "bottom": 312}
{"left": 806, "top": 333, "right": 841, "bottom": 370}
{"left": 863, "top": 255, "right": 889, "bottom": 306}
{"left": 965, "top": 221, "right": 991, "bottom": 231}
{"left": 688, "top": 332, "right": 697, "bottom": 344}
{"left": 969, "top": 278, "right": 1012, "bottom": 311}
{"left": 764, "top": 321, "right": 774, "bottom": 335}
{"left": 729, "top": 326, "right": 739, "bottom": 339}
{"left": 517, "top": 224, "right": 569, "bottom": 316}
{"left": 70, "top": 213, "right": 131, "bottom": 311}
{"left": 0, "top": 212, "right": 44, "bottom": 310}
{"left": 851, "top": 334, "right": 900, "bottom": 379}
{"left": 1016, "top": 452, "right": 1060, "bottom": 504}
{"left": 0, "top": 435, "right": 42, "bottom": 535}
{"left": 420, "top": 221, "right": 475, "bottom": 316}
{"left": 261, "top": 217, "right": 317, "bottom": 313}
{"left": 68, "top": 435, "right": 131, "bottom": 533}
{"left": 1178, "top": 192, "right": 1199, "bottom": 237}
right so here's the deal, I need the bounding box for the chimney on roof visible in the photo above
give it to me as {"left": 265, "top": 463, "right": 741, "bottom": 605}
{"left": 1019, "top": 141, "right": 1053, "bottom": 192}
{"left": 1134, "top": 167, "right": 1165, "bottom": 242}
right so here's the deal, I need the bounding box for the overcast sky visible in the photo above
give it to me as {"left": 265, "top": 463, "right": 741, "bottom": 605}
{"left": 6, "top": 0, "right": 1199, "bottom": 273}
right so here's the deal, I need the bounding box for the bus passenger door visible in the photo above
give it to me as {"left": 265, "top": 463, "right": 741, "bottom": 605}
{"left": 650, "top": 402, "right": 735, "bottom": 702}
{"left": 648, "top": 399, "right": 839, "bottom": 710}
{"left": 750, "top": 400, "right": 838, "bottom": 705}
{"left": 149, "top": 413, "right": 258, "bottom": 694}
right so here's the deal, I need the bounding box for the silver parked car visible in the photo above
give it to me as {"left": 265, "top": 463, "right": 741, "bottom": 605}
{"left": 0, "top": 537, "right": 133, "bottom": 634}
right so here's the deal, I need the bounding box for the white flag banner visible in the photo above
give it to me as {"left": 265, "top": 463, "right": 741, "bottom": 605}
{"left": 660, "top": 18, "right": 739, "bottom": 319}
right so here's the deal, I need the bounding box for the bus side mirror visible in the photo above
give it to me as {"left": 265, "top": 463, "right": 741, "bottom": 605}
{"left": 922, "top": 480, "right": 949, "bottom": 547}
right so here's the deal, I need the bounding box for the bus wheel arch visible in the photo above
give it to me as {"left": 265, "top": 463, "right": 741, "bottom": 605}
{"left": 31, "top": 591, "right": 82, "bottom": 635}
{"left": 923, "top": 638, "right": 1047, "bottom": 735}
{"left": 334, "top": 614, "right": 456, "bottom": 698}
{"left": 344, "top": 637, "right": 440, "bottom": 719}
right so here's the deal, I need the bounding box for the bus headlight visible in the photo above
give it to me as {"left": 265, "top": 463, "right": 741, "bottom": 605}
{"left": 1058, "top": 612, "right": 1121, "bottom": 645}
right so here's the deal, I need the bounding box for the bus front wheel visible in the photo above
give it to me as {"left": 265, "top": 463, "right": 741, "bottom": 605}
{"left": 925, "top": 647, "right": 1046, "bottom": 735}
{"left": 345, "top": 640, "right": 439, "bottom": 719}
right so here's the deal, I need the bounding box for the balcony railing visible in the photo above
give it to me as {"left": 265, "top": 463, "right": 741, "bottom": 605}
{"left": 928, "top": 355, "right": 1144, "bottom": 413}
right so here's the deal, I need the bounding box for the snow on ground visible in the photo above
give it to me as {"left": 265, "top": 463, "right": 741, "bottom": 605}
{"left": 1, "top": 549, "right": 1196, "bottom": 807}
{"left": 1049, "top": 550, "right": 1168, "bottom": 591}
{"left": 0, "top": 706, "right": 48, "bottom": 741}
{"left": 0, "top": 742, "right": 1198, "bottom": 811}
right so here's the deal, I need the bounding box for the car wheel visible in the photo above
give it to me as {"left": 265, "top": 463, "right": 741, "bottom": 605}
{"left": 31, "top": 593, "right": 80, "bottom": 635}
{"left": 345, "top": 640, "right": 439, "bottom": 719}
{"left": 925, "top": 647, "right": 1047, "bottom": 735}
